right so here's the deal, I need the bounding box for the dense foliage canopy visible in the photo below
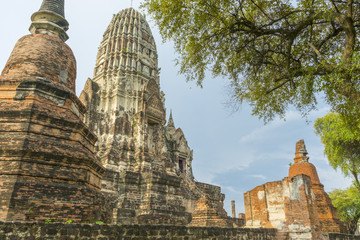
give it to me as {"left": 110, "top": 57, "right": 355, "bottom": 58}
{"left": 329, "top": 186, "right": 360, "bottom": 234}
{"left": 314, "top": 113, "right": 360, "bottom": 189}
{"left": 142, "top": 0, "right": 360, "bottom": 123}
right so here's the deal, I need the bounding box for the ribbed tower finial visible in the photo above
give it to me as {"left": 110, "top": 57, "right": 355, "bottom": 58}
{"left": 29, "top": 0, "right": 69, "bottom": 42}
{"left": 39, "top": 0, "right": 65, "bottom": 17}
{"left": 93, "top": 8, "right": 159, "bottom": 84}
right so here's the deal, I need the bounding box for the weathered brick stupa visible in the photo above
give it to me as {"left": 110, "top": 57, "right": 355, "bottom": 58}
{"left": 79, "top": 8, "right": 229, "bottom": 225}
{"left": 289, "top": 140, "right": 345, "bottom": 233}
{"left": 0, "top": 0, "right": 107, "bottom": 223}
{"left": 244, "top": 140, "right": 345, "bottom": 238}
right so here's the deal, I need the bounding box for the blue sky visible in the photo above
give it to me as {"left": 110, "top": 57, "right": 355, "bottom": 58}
{"left": 0, "top": 0, "right": 352, "bottom": 215}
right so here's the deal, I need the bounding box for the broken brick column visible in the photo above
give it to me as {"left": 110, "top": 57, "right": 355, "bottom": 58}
{"left": 231, "top": 200, "right": 236, "bottom": 218}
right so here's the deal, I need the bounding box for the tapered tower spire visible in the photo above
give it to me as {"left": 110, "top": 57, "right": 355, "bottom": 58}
{"left": 29, "top": 0, "right": 69, "bottom": 41}
{"left": 168, "top": 110, "right": 175, "bottom": 129}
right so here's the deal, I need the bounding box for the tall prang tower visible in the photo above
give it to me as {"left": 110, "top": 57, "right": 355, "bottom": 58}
{"left": 81, "top": 8, "right": 167, "bottom": 174}
{"left": 0, "top": 0, "right": 107, "bottom": 222}
{"left": 80, "top": 8, "right": 229, "bottom": 225}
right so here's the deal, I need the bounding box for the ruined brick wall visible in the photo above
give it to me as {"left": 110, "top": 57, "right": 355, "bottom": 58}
{"left": 327, "top": 233, "right": 360, "bottom": 240}
{"left": 244, "top": 140, "right": 345, "bottom": 236}
{"left": 244, "top": 174, "right": 324, "bottom": 239}
{"left": 195, "top": 182, "right": 228, "bottom": 218}
{"left": 312, "top": 183, "right": 346, "bottom": 233}
{"left": 189, "top": 194, "right": 233, "bottom": 228}
{"left": 0, "top": 222, "right": 277, "bottom": 239}
{"left": 0, "top": 222, "right": 358, "bottom": 240}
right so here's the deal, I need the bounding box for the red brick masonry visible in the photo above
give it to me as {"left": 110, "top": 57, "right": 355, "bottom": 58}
{"left": 0, "top": 33, "right": 108, "bottom": 223}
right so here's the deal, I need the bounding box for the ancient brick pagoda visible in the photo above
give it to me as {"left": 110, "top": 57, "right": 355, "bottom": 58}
{"left": 0, "top": 0, "right": 106, "bottom": 222}
{"left": 0, "top": 1, "right": 355, "bottom": 239}
{"left": 79, "top": 7, "right": 230, "bottom": 225}
{"left": 0, "top": 0, "right": 231, "bottom": 226}
{"left": 289, "top": 140, "right": 345, "bottom": 233}
{"left": 244, "top": 140, "right": 345, "bottom": 238}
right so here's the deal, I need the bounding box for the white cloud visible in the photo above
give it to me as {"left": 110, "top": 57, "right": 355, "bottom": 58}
{"left": 248, "top": 174, "right": 267, "bottom": 180}
{"left": 239, "top": 107, "right": 330, "bottom": 144}
{"left": 238, "top": 110, "right": 300, "bottom": 144}
{"left": 239, "top": 119, "right": 285, "bottom": 143}
{"left": 222, "top": 186, "right": 242, "bottom": 194}
{"left": 193, "top": 171, "right": 216, "bottom": 185}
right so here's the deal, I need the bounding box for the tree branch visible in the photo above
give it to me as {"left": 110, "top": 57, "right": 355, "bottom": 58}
{"left": 266, "top": 79, "right": 291, "bottom": 94}
{"left": 351, "top": 169, "right": 360, "bottom": 193}
{"left": 317, "top": 26, "right": 342, "bottom": 50}
{"left": 308, "top": 42, "right": 324, "bottom": 59}
{"left": 249, "top": 0, "right": 273, "bottom": 21}
{"left": 330, "top": 0, "right": 341, "bottom": 13}
{"left": 347, "top": 0, "right": 354, "bottom": 18}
